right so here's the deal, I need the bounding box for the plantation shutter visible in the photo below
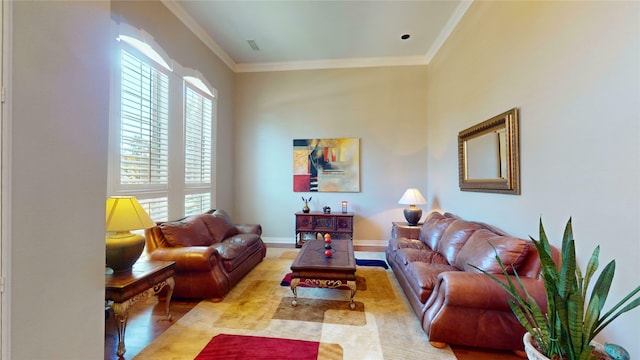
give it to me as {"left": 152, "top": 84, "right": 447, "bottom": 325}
{"left": 184, "top": 83, "right": 213, "bottom": 215}
{"left": 184, "top": 85, "right": 212, "bottom": 185}
{"left": 119, "top": 49, "right": 169, "bottom": 186}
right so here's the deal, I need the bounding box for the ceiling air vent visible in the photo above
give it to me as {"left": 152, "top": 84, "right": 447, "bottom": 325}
{"left": 246, "top": 39, "right": 260, "bottom": 51}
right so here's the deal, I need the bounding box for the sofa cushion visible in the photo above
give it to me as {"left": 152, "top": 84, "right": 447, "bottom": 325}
{"left": 405, "top": 261, "right": 458, "bottom": 303}
{"left": 388, "top": 237, "right": 429, "bottom": 251}
{"left": 437, "top": 220, "right": 484, "bottom": 264}
{"left": 213, "top": 233, "right": 263, "bottom": 272}
{"left": 201, "top": 214, "right": 238, "bottom": 243}
{"left": 396, "top": 248, "right": 450, "bottom": 266}
{"left": 213, "top": 209, "right": 234, "bottom": 225}
{"left": 420, "top": 212, "right": 457, "bottom": 250}
{"left": 160, "top": 216, "right": 212, "bottom": 247}
{"left": 387, "top": 238, "right": 428, "bottom": 265}
{"left": 454, "top": 229, "right": 530, "bottom": 274}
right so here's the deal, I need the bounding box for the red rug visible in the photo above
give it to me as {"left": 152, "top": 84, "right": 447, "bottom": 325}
{"left": 194, "top": 334, "right": 319, "bottom": 360}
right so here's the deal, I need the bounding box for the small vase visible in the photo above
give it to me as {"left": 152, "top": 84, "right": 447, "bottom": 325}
{"left": 303, "top": 204, "right": 310, "bottom": 213}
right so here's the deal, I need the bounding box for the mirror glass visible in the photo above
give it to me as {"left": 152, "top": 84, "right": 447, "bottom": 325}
{"left": 458, "top": 108, "right": 520, "bottom": 194}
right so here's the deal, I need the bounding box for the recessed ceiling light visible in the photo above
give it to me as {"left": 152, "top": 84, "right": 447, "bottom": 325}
{"left": 401, "top": 34, "right": 410, "bottom": 40}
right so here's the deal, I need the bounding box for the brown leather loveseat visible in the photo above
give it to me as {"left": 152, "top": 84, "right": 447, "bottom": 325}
{"left": 386, "top": 211, "right": 559, "bottom": 351}
{"left": 145, "top": 209, "right": 266, "bottom": 301}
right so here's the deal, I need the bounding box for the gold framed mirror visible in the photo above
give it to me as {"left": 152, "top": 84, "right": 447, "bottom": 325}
{"left": 458, "top": 108, "right": 520, "bottom": 194}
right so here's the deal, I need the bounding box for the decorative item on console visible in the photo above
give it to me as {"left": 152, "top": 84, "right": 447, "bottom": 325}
{"left": 323, "top": 206, "right": 331, "bottom": 214}
{"left": 341, "top": 201, "right": 348, "bottom": 213}
{"left": 301, "top": 196, "right": 311, "bottom": 213}
{"left": 398, "top": 188, "right": 427, "bottom": 226}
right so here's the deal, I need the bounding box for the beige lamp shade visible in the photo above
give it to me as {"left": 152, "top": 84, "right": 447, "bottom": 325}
{"left": 398, "top": 188, "right": 426, "bottom": 226}
{"left": 106, "top": 196, "right": 155, "bottom": 232}
{"left": 105, "top": 196, "right": 155, "bottom": 273}
{"left": 398, "top": 188, "right": 427, "bottom": 206}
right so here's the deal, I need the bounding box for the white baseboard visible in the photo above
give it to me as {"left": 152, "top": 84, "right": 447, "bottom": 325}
{"left": 262, "top": 236, "right": 293, "bottom": 245}
{"left": 262, "top": 236, "right": 387, "bottom": 248}
{"left": 354, "top": 239, "right": 388, "bottom": 247}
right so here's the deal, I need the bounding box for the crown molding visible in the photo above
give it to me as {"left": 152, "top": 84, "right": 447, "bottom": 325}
{"left": 235, "top": 55, "right": 428, "bottom": 73}
{"left": 163, "top": 0, "right": 471, "bottom": 73}
{"left": 161, "top": 0, "right": 237, "bottom": 72}
{"left": 425, "top": 0, "right": 473, "bottom": 63}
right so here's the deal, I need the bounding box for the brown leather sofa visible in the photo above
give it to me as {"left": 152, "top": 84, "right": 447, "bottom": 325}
{"left": 145, "top": 209, "right": 266, "bottom": 301}
{"left": 386, "top": 211, "right": 559, "bottom": 351}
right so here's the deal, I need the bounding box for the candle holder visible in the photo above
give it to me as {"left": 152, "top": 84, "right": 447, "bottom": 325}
{"left": 341, "top": 201, "right": 348, "bottom": 213}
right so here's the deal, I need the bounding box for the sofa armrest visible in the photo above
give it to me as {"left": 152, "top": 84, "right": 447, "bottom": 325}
{"left": 426, "top": 271, "right": 547, "bottom": 312}
{"left": 236, "top": 224, "right": 262, "bottom": 236}
{"left": 147, "top": 246, "right": 220, "bottom": 272}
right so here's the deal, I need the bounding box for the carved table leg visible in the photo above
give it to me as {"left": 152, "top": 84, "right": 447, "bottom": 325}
{"left": 111, "top": 301, "right": 132, "bottom": 357}
{"left": 164, "top": 277, "right": 175, "bottom": 320}
{"left": 290, "top": 278, "right": 300, "bottom": 306}
{"left": 347, "top": 280, "right": 357, "bottom": 310}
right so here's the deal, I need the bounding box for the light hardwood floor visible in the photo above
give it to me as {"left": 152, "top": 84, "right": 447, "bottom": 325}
{"left": 105, "top": 244, "right": 521, "bottom": 360}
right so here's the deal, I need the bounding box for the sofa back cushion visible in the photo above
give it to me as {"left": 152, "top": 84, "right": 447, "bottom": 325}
{"left": 420, "top": 212, "right": 457, "bottom": 250}
{"left": 437, "top": 220, "right": 483, "bottom": 264}
{"left": 212, "top": 209, "right": 234, "bottom": 224}
{"left": 160, "top": 216, "right": 212, "bottom": 247}
{"left": 201, "top": 214, "right": 238, "bottom": 243}
{"left": 454, "top": 229, "right": 530, "bottom": 274}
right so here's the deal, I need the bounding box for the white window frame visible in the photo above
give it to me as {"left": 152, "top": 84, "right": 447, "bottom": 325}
{"left": 108, "top": 23, "right": 217, "bottom": 221}
{"left": 184, "top": 81, "right": 213, "bottom": 188}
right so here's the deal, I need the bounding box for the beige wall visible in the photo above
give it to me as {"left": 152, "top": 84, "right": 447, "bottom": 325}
{"left": 426, "top": 1, "right": 640, "bottom": 356}
{"left": 11, "top": 1, "right": 111, "bottom": 358}
{"left": 234, "top": 66, "right": 429, "bottom": 241}
{"left": 111, "top": 0, "right": 236, "bottom": 212}
{"left": 9, "top": 1, "right": 234, "bottom": 358}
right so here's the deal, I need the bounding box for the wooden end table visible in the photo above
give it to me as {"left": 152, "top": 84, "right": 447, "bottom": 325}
{"left": 392, "top": 221, "right": 424, "bottom": 240}
{"left": 289, "top": 239, "right": 357, "bottom": 309}
{"left": 105, "top": 260, "right": 175, "bottom": 357}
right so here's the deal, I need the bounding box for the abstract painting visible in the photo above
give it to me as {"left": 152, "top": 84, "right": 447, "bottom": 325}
{"left": 293, "top": 138, "right": 360, "bottom": 192}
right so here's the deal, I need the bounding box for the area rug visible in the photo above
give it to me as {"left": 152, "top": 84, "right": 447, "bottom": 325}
{"left": 194, "top": 334, "right": 323, "bottom": 360}
{"left": 133, "top": 248, "right": 457, "bottom": 360}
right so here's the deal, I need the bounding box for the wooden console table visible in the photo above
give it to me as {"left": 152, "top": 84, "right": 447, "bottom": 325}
{"left": 295, "top": 211, "right": 354, "bottom": 248}
{"left": 105, "top": 260, "right": 175, "bottom": 357}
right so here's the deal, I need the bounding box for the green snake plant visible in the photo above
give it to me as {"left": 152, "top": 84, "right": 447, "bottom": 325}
{"left": 474, "top": 218, "right": 640, "bottom": 360}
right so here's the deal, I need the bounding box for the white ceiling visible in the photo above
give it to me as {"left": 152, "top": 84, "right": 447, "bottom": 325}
{"left": 163, "top": 0, "right": 472, "bottom": 72}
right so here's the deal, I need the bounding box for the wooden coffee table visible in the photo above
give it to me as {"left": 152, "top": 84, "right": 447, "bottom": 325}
{"left": 290, "top": 239, "right": 357, "bottom": 309}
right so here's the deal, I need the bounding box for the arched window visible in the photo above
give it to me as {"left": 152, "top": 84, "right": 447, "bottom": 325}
{"left": 109, "top": 24, "right": 217, "bottom": 221}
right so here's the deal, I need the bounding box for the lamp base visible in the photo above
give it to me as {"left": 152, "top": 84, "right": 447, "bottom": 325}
{"left": 403, "top": 206, "right": 422, "bottom": 226}
{"left": 106, "top": 232, "right": 145, "bottom": 273}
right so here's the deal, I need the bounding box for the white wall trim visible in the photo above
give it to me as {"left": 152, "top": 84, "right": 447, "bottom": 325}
{"left": 160, "top": 0, "right": 237, "bottom": 72}
{"left": 425, "top": 0, "right": 473, "bottom": 63}
{"left": 161, "top": 0, "right": 436, "bottom": 73}
{"left": 235, "top": 56, "right": 428, "bottom": 73}
{"left": 1, "top": 0, "right": 12, "bottom": 358}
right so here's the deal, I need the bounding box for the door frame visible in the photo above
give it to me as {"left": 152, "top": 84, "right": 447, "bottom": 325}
{"left": 1, "top": 0, "right": 12, "bottom": 358}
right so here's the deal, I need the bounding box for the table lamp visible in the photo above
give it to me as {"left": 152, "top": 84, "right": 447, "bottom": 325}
{"left": 105, "top": 196, "right": 155, "bottom": 273}
{"left": 398, "top": 188, "right": 427, "bottom": 226}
